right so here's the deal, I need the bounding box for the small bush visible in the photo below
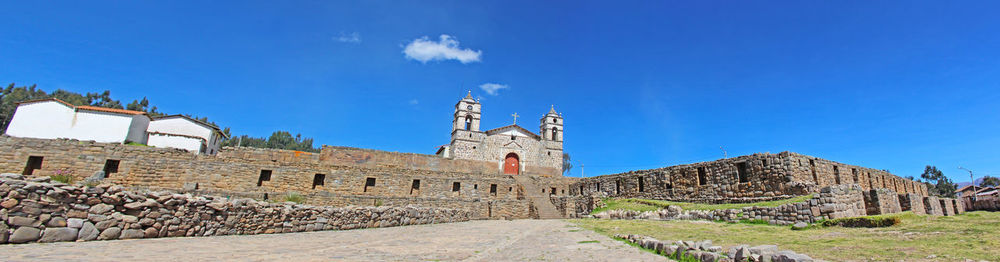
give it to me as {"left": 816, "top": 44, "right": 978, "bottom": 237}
{"left": 822, "top": 215, "right": 901, "bottom": 228}
{"left": 50, "top": 174, "right": 75, "bottom": 184}
{"left": 282, "top": 193, "right": 305, "bottom": 204}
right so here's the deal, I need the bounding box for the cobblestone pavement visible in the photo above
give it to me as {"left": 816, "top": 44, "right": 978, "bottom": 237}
{"left": 0, "top": 219, "right": 664, "bottom": 261}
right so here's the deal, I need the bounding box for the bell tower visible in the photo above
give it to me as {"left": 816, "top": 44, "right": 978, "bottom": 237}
{"left": 540, "top": 105, "right": 563, "bottom": 141}
{"left": 452, "top": 91, "right": 481, "bottom": 133}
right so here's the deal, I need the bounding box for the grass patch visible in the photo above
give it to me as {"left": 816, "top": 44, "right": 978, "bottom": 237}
{"left": 591, "top": 195, "right": 813, "bottom": 215}
{"left": 571, "top": 211, "right": 1000, "bottom": 261}
{"left": 821, "top": 213, "right": 903, "bottom": 228}
{"left": 269, "top": 192, "right": 305, "bottom": 204}
{"left": 577, "top": 240, "right": 599, "bottom": 244}
{"left": 50, "top": 174, "right": 75, "bottom": 184}
{"left": 632, "top": 195, "right": 813, "bottom": 211}
{"left": 590, "top": 198, "right": 661, "bottom": 214}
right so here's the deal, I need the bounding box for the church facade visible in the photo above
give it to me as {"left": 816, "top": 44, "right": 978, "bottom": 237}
{"left": 437, "top": 92, "right": 564, "bottom": 176}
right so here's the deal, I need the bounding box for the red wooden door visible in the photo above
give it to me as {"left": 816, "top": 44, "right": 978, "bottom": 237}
{"left": 503, "top": 153, "right": 519, "bottom": 175}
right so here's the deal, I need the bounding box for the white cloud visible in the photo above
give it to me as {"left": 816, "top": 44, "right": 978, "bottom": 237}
{"left": 403, "top": 35, "right": 481, "bottom": 63}
{"left": 479, "top": 83, "right": 508, "bottom": 95}
{"left": 408, "top": 99, "right": 419, "bottom": 105}
{"left": 336, "top": 32, "right": 361, "bottom": 43}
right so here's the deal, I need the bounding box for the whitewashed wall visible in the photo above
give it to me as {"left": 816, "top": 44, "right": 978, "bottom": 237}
{"left": 147, "top": 133, "right": 204, "bottom": 153}
{"left": 5, "top": 101, "right": 73, "bottom": 139}
{"left": 5, "top": 101, "right": 149, "bottom": 143}
{"left": 147, "top": 117, "right": 219, "bottom": 154}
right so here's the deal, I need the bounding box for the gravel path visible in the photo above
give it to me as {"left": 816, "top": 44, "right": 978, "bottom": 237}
{"left": 0, "top": 219, "right": 664, "bottom": 261}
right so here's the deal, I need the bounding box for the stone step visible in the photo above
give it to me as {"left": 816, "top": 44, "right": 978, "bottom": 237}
{"left": 513, "top": 175, "right": 563, "bottom": 219}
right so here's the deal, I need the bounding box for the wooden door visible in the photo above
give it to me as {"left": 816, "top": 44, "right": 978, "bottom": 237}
{"left": 503, "top": 153, "right": 519, "bottom": 175}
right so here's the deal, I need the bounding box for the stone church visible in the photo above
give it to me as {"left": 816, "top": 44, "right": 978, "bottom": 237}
{"left": 437, "top": 92, "right": 564, "bottom": 176}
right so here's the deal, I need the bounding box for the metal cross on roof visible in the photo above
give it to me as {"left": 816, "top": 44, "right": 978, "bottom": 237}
{"left": 511, "top": 112, "right": 519, "bottom": 124}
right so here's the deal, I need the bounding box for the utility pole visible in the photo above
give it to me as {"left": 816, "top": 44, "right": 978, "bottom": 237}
{"left": 959, "top": 167, "right": 975, "bottom": 202}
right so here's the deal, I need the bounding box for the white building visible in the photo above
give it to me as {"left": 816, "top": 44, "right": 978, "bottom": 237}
{"left": 146, "top": 115, "right": 228, "bottom": 155}
{"left": 5, "top": 98, "right": 150, "bottom": 144}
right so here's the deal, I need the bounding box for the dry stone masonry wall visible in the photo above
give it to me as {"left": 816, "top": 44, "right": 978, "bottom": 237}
{"left": 0, "top": 136, "right": 577, "bottom": 219}
{"left": 0, "top": 174, "right": 472, "bottom": 244}
{"left": 573, "top": 152, "right": 928, "bottom": 203}
{"left": 592, "top": 185, "right": 961, "bottom": 226}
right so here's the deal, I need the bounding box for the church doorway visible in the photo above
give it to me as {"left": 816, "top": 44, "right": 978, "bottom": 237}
{"left": 503, "top": 153, "right": 520, "bottom": 175}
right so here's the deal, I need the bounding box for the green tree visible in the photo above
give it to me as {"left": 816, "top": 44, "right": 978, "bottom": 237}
{"left": 562, "top": 153, "right": 573, "bottom": 175}
{"left": 920, "top": 165, "right": 957, "bottom": 197}
{"left": 981, "top": 176, "right": 1000, "bottom": 188}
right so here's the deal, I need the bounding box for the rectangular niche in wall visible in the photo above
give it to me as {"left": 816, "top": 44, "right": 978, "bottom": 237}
{"left": 410, "top": 179, "right": 421, "bottom": 195}
{"left": 697, "top": 167, "right": 707, "bottom": 186}
{"left": 312, "top": 174, "right": 325, "bottom": 189}
{"left": 490, "top": 184, "right": 497, "bottom": 196}
{"left": 364, "top": 177, "right": 376, "bottom": 192}
{"left": 833, "top": 166, "right": 841, "bottom": 184}
{"left": 257, "top": 170, "right": 272, "bottom": 187}
{"left": 550, "top": 187, "right": 556, "bottom": 195}
{"left": 638, "top": 177, "right": 645, "bottom": 192}
{"left": 23, "top": 156, "right": 43, "bottom": 176}
{"left": 737, "top": 162, "right": 749, "bottom": 183}
{"left": 452, "top": 182, "right": 461, "bottom": 194}
{"left": 103, "top": 159, "right": 120, "bottom": 177}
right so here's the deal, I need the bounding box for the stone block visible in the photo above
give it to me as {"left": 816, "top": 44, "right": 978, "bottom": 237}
{"left": 9, "top": 227, "right": 41, "bottom": 243}
{"left": 39, "top": 227, "right": 78, "bottom": 243}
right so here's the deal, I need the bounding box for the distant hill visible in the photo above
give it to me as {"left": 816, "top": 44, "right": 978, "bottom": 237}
{"left": 956, "top": 177, "right": 986, "bottom": 188}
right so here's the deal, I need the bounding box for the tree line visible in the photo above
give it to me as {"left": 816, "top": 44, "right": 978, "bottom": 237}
{"left": 0, "top": 83, "right": 319, "bottom": 152}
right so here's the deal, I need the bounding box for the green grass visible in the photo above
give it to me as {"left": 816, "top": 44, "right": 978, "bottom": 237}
{"left": 50, "top": 174, "right": 75, "bottom": 184}
{"left": 633, "top": 195, "right": 814, "bottom": 211}
{"left": 577, "top": 240, "right": 600, "bottom": 244}
{"left": 591, "top": 195, "right": 813, "bottom": 215}
{"left": 571, "top": 211, "right": 1000, "bottom": 261}
{"left": 125, "top": 141, "right": 149, "bottom": 146}
{"left": 590, "top": 198, "right": 662, "bottom": 214}
{"left": 269, "top": 192, "right": 305, "bottom": 204}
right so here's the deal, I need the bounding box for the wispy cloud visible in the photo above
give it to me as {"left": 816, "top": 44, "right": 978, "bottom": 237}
{"left": 479, "top": 83, "right": 508, "bottom": 95}
{"left": 403, "top": 35, "right": 481, "bottom": 64}
{"left": 408, "top": 99, "right": 419, "bottom": 105}
{"left": 335, "top": 32, "right": 361, "bottom": 43}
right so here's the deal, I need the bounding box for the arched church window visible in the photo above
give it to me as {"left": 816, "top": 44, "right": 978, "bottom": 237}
{"left": 551, "top": 127, "right": 559, "bottom": 140}
{"left": 464, "top": 115, "right": 472, "bottom": 130}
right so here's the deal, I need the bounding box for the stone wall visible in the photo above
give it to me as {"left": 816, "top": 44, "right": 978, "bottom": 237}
{"left": 864, "top": 188, "right": 902, "bottom": 215}
{"left": 898, "top": 194, "right": 926, "bottom": 215}
{"left": 940, "top": 199, "right": 955, "bottom": 216}
{"left": 923, "top": 196, "right": 944, "bottom": 216}
{"left": 594, "top": 185, "right": 867, "bottom": 226}
{"left": 0, "top": 175, "right": 472, "bottom": 244}
{"left": 573, "top": 152, "right": 927, "bottom": 203}
{"left": 0, "top": 136, "right": 578, "bottom": 219}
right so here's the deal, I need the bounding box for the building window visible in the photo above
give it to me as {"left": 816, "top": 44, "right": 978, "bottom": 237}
{"left": 452, "top": 182, "right": 461, "bottom": 192}
{"left": 257, "top": 170, "right": 272, "bottom": 187}
{"left": 410, "top": 179, "right": 421, "bottom": 195}
{"left": 312, "top": 174, "right": 325, "bottom": 189}
{"left": 810, "top": 159, "right": 818, "bottom": 183}
{"left": 103, "top": 159, "right": 120, "bottom": 177}
{"left": 551, "top": 127, "right": 559, "bottom": 140}
{"left": 490, "top": 184, "right": 497, "bottom": 196}
{"left": 638, "top": 177, "right": 645, "bottom": 192}
{"left": 550, "top": 187, "right": 557, "bottom": 195}
{"left": 511, "top": 135, "right": 516, "bottom": 140}
{"left": 23, "top": 156, "right": 43, "bottom": 176}
{"left": 364, "top": 177, "right": 376, "bottom": 192}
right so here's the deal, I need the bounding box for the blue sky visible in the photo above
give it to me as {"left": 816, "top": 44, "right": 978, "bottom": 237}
{"left": 3, "top": 1, "right": 999, "bottom": 182}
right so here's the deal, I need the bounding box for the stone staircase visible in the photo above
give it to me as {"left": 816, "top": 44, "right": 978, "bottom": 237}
{"left": 513, "top": 175, "right": 563, "bottom": 219}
